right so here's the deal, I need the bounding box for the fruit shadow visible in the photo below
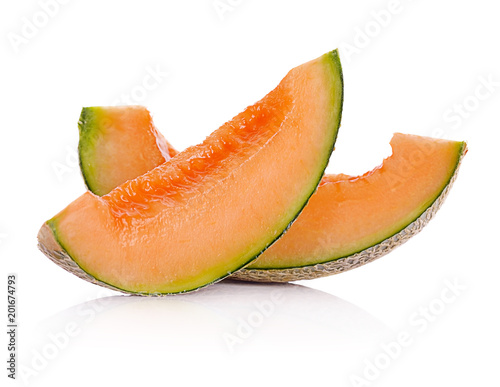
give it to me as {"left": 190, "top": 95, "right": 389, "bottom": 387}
{"left": 37, "top": 281, "right": 393, "bottom": 355}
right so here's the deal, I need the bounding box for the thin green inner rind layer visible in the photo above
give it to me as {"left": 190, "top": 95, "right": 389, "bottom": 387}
{"left": 49, "top": 50, "right": 344, "bottom": 295}
{"left": 249, "top": 141, "right": 466, "bottom": 270}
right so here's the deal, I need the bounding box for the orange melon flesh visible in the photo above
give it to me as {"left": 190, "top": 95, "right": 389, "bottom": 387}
{"left": 79, "top": 106, "right": 177, "bottom": 196}
{"left": 41, "top": 51, "right": 344, "bottom": 294}
{"left": 250, "top": 133, "right": 466, "bottom": 268}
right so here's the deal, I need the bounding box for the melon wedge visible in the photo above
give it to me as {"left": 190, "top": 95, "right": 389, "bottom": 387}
{"left": 37, "top": 50, "right": 344, "bottom": 294}
{"left": 239, "top": 133, "right": 467, "bottom": 282}
{"left": 77, "top": 110, "right": 466, "bottom": 282}
{"left": 79, "top": 106, "right": 177, "bottom": 196}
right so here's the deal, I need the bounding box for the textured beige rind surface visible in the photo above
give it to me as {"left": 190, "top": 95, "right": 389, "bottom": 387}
{"left": 231, "top": 144, "right": 467, "bottom": 283}
{"left": 37, "top": 224, "right": 132, "bottom": 295}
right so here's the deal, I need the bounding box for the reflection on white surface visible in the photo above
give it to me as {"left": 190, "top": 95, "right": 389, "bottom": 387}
{"left": 28, "top": 282, "right": 393, "bottom": 386}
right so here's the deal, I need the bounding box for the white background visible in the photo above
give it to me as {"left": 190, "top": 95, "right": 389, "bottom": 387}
{"left": 1, "top": 0, "right": 499, "bottom": 386}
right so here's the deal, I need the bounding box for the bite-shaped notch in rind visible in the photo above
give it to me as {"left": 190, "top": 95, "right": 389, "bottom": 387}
{"left": 38, "top": 50, "right": 344, "bottom": 295}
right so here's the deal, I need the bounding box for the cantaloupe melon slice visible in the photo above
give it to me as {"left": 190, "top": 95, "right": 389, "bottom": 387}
{"left": 239, "top": 133, "right": 466, "bottom": 282}
{"left": 79, "top": 106, "right": 177, "bottom": 196}
{"left": 77, "top": 109, "right": 466, "bottom": 282}
{"left": 37, "top": 50, "right": 344, "bottom": 294}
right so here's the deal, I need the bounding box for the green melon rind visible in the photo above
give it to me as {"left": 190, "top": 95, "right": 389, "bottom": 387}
{"left": 231, "top": 142, "right": 467, "bottom": 282}
{"left": 37, "top": 50, "right": 344, "bottom": 295}
{"left": 78, "top": 107, "right": 106, "bottom": 196}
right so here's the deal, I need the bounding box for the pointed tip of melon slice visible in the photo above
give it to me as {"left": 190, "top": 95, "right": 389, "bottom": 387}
{"left": 38, "top": 221, "right": 236, "bottom": 296}
{"left": 37, "top": 222, "right": 128, "bottom": 294}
